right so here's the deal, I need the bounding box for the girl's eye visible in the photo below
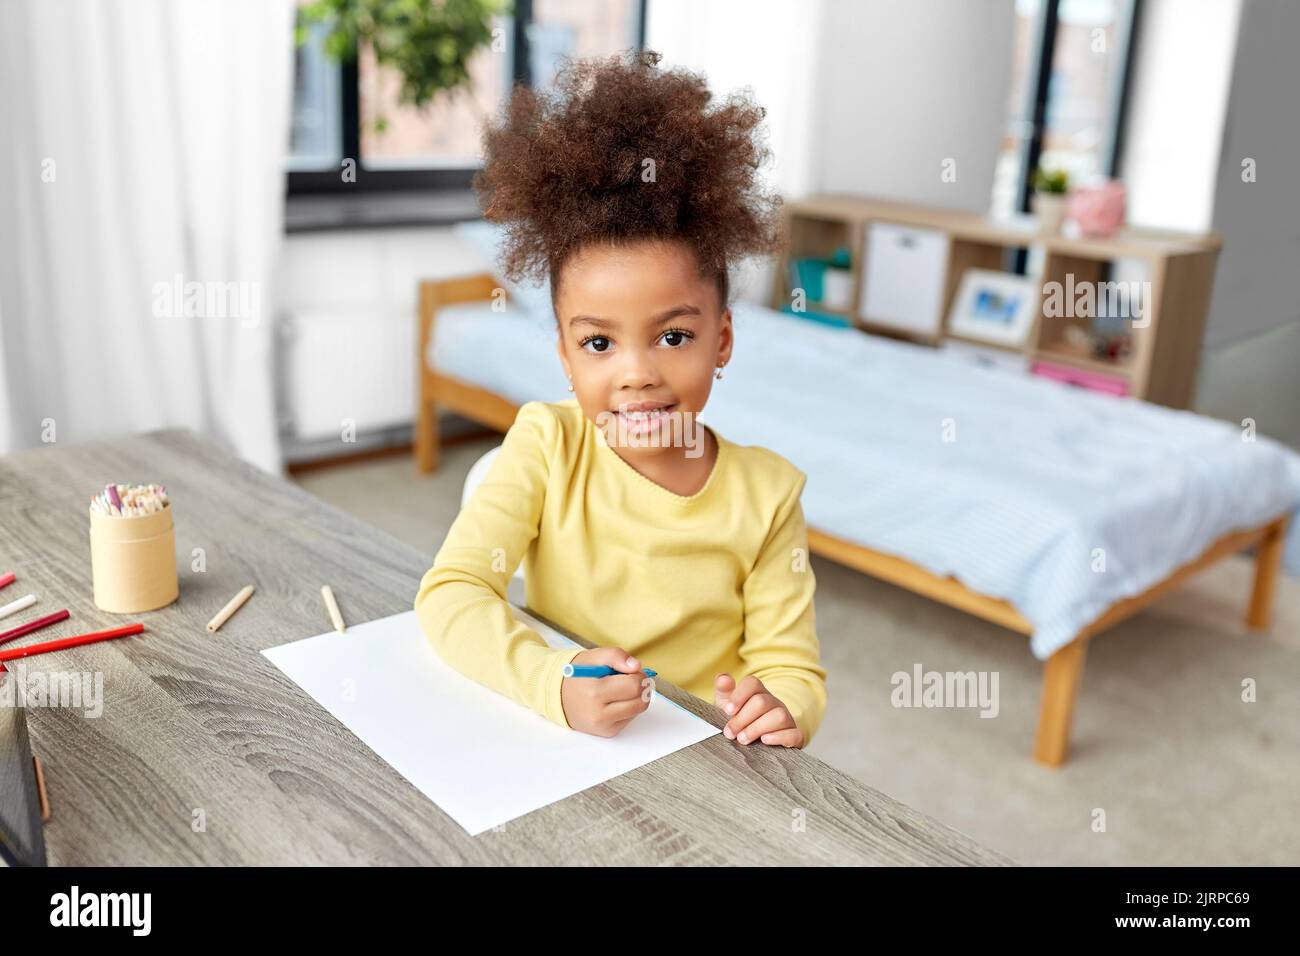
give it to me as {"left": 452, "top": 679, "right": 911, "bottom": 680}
{"left": 579, "top": 328, "right": 692, "bottom": 352}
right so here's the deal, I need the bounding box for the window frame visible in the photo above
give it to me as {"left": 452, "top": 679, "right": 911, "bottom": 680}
{"left": 287, "top": 0, "right": 648, "bottom": 196}
{"left": 1008, "top": 0, "right": 1141, "bottom": 274}
{"left": 1014, "top": 0, "right": 1143, "bottom": 215}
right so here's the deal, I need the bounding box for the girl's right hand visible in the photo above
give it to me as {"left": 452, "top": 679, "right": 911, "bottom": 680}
{"left": 560, "top": 646, "right": 653, "bottom": 737}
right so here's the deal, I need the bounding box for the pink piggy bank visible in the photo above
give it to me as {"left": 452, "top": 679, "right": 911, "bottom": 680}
{"left": 1067, "top": 180, "right": 1126, "bottom": 237}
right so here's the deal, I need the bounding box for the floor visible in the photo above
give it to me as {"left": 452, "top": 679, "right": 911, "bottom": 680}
{"left": 294, "top": 436, "right": 1300, "bottom": 866}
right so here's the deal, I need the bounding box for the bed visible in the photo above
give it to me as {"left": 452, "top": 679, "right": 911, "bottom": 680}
{"left": 415, "top": 265, "right": 1300, "bottom": 767}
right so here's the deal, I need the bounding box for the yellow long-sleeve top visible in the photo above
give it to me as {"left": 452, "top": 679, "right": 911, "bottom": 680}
{"left": 413, "top": 398, "right": 828, "bottom": 743}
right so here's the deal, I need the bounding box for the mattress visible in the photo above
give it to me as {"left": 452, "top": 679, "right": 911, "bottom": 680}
{"left": 429, "top": 299, "right": 1300, "bottom": 659}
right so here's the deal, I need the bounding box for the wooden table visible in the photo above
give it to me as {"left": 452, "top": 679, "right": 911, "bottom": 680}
{"left": 0, "top": 430, "right": 1011, "bottom": 865}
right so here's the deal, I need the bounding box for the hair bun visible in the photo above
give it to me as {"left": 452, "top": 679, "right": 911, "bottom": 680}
{"left": 473, "top": 48, "right": 784, "bottom": 305}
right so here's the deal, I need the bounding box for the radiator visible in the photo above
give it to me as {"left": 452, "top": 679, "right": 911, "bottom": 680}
{"left": 281, "top": 308, "right": 415, "bottom": 443}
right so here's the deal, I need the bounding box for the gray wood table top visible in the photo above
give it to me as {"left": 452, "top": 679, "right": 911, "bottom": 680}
{"left": 0, "top": 429, "right": 1012, "bottom": 866}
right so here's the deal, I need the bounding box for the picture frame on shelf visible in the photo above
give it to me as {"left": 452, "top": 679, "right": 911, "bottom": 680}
{"left": 946, "top": 268, "right": 1037, "bottom": 348}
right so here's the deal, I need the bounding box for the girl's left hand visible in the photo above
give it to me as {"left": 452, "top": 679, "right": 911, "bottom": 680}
{"left": 714, "top": 673, "right": 804, "bottom": 748}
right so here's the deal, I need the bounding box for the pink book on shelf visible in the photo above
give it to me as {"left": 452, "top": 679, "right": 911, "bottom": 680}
{"left": 1031, "top": 360, "right": 1129, "bottom": 397}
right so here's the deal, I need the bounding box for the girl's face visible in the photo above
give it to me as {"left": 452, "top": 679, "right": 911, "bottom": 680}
{"left": 554, "top": 238, "right": 732, "bottom": 463}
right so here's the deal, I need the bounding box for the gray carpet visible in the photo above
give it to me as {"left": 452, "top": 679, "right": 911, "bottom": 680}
{"left": 295, "top": 435, "right": 1300, "bottom": 866}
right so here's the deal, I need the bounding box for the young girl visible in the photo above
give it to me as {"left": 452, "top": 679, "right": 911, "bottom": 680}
{"left": 414, "top": 50, "right": 827, "bottom": 748}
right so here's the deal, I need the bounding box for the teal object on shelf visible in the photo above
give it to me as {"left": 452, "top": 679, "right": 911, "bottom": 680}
{"left": 779, "top": 304, "right": 852, "bottom": 329}
{"left": 790, "top": 246, "right": 853, "bottom": 304}
{"left": 791, "top": 257, "right": 828, "bottom": 300}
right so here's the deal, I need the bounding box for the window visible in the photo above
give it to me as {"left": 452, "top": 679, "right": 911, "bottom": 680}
{"left": 287, "top": 0, "right": 646, "bottom": 193}
{"left": 289, "top": 19, "right": 344, "bottom": 172}
{"left": 528, "top": 0, "right": 644, "bottom": 91}
{"left": 991, "top": 0, "right": 1141, "bottom": 219}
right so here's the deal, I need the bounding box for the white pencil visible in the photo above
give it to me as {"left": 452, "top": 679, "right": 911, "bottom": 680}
{"left": 0, "top": 593, "right": 37, "bottom": 621}
{"left": 207, "top": 585, "right": 255, "bottom": 633}
{"left": 320, "top": 585, "right": 346, "bottom": 634}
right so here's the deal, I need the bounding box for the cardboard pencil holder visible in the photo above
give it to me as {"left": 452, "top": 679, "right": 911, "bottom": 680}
{"left": 89, "top": 504, "right": 179, "bottom": 614}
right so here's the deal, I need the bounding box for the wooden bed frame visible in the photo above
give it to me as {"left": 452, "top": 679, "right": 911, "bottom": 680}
{"left": 415, "top": 273, "right": 1290, "bottom": 767}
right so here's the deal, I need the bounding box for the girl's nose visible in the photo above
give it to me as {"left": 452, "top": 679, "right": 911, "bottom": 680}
{"left": 616, "top": 351, "right": 661, "bottom": 390}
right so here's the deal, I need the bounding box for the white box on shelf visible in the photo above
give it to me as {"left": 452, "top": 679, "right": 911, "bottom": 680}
{"left": 821, "top": 266, "right": 854, "bottom": 311}
{"left": 859, "top": 222, "right": 949, "bottom": 337}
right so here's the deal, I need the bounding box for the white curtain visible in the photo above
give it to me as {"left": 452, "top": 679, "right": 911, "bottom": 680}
{"left": 0, "top": 0, "right": 293, "bottom": 475}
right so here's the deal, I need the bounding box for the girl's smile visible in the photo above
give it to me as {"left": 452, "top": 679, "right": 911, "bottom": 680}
{"left": 615, "top": 401, "right": 677, "bottom": 436}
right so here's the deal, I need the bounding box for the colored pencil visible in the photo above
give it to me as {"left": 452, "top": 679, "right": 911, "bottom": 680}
{"left": 0, "top": 609, "right": 71, "bottom": 646}
{"left": 0, "top": 593, "right": 37, "bottom": 622}
{"left": 0, "top": 571, "right": 15, "bottom": 591}
{"left": 0, "top": 623, "right": 144, "bottom": 663}
{"left": 562, "top": 664, "right": 657, "bottom": 678}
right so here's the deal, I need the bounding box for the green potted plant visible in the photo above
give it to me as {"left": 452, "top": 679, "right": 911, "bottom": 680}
{"left": 298, "top": 0, "right": 512, "bottom": 133}
{"left": 1031, "top": 167, "right": 1070, "bottom": 235}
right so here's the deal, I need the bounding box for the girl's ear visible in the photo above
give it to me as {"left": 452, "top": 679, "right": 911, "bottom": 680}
{"left": 716, "top": 308, "right": 734, "bottom": 367}
{"left": 555, "top": 334, "right": 572, "bottom": 381}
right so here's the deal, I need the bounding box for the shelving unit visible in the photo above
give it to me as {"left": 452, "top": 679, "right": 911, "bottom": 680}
{"left": 771, "top": 194, "right": 1223, "bottom": 408}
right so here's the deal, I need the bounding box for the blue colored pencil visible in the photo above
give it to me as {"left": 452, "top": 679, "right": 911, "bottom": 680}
{"left": 563, "top": 664, "right": 657, "bottom": 679}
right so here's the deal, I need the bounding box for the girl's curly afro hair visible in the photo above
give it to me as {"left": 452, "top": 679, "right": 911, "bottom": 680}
{"left": 473, "top": 49, "right": 784, "bottom": 309}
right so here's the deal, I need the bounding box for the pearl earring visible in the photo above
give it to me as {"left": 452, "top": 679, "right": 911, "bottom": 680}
{"left": 567, "top": 379, "right": 574, "bottom": 392}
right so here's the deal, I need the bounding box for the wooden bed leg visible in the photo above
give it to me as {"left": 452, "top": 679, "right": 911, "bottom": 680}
{"left": 416, "top": 278, "right": 440, "bottom": 475}
{"left": 1246, "top": 516, "right": 1287, "bottom": 630}
{"left": 415, "top": 395, "right": 440, "bottom": 474}
{"left": 1034, "top": 638, "right": 1088, "bottom": 767}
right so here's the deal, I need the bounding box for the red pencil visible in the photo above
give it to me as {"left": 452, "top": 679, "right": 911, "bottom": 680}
{"left": 0, "top": 609, "right": 71, "bottom": 646}
{"left": 0, "top": 571, "right": 15, "bottom": 591}
{"left": 0, "top": 623, "right": 144, "bottom": 663}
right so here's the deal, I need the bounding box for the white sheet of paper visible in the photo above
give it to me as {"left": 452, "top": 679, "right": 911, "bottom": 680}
{"left": 261, "top": 607, "right": 719, "bottom": 836}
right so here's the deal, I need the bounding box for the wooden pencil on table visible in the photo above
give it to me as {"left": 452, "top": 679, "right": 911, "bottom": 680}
{"left": 321, "top": 585, "right": 346, "bottom": 634}
{"left": 207, "top": 585, "right": 255, "bottom": 633}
